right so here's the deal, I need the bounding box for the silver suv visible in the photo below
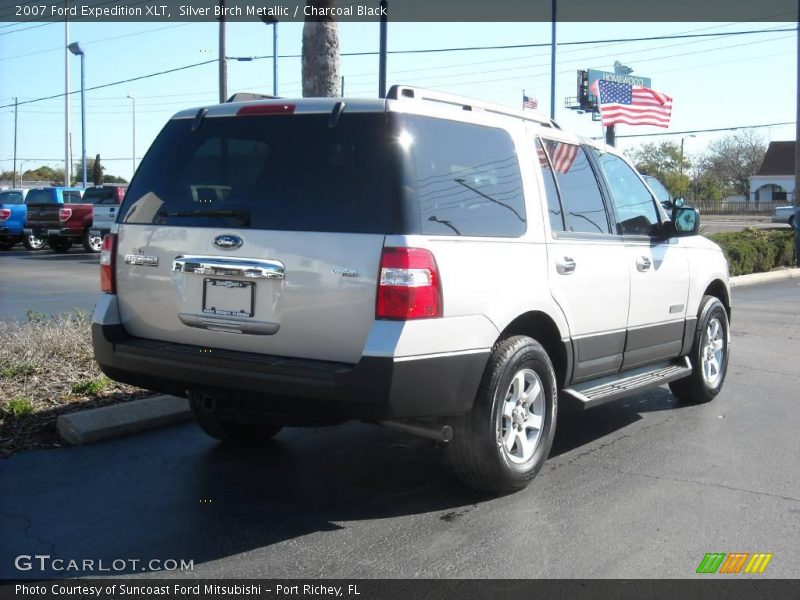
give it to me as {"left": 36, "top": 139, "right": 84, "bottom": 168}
{"left": 93, "top": 86, "right": 731, "bottom": 494}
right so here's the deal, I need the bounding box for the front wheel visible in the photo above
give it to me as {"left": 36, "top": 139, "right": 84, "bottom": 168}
{"left": 447, "top": 335, "right": 557, "bottom": 495}
{"left": 669, "top": 296, "right": 729, "bottom": 404}
{"left": 48, "top": 237, "right": 72, "bottom": 253}
{"left": 83, "top": 229, "right": 102, "bottom": 253}
{"left": 23, "top": 235, "right": 46, "bottom": 250}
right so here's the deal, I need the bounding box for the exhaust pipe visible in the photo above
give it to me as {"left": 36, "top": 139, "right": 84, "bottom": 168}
{"left": 379, "top": 420, "right": 454, "bottom": 443}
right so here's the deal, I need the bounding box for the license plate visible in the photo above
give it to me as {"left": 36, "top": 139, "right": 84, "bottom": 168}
{"left": 202, "top": 279, "right": 254, "bottom": 318}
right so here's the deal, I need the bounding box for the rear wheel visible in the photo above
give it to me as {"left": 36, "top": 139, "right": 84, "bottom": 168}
{"left": 447, "top": 335, "right": 557, "bottom": 495}
{"left": 669, "top": 296, "right": 729, "bottom": 404}
{"left": 83, "top": 229, "right": 102, "bottom": 253}
{"left": 23, "top": 235, "right": 46, "bottom": 251}
{"left": 189, "top": 393, "right": 282, "bottom": 445}
{"left": 48, "top": 237, "right": 72, "bottom": 253}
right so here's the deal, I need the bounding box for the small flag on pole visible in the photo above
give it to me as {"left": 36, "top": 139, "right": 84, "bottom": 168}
{"left": 523, "top": 93, "right": 538, "bottom": 110}
{"left": 596, "top": 80, "right": 673, "bottom": 128}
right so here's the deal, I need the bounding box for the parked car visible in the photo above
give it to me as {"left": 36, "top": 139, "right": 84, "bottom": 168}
{"left": 23, "top": 186, "right": 98, "bottom": 253}
{"left": 87, "top": 184, "right": 127, "bottom": 242}
{"left": 93, "top": 86, "right": 731, "bottom": 494}
{"left": 771, "top": 205, "right": 798, "bottom": 229}
{"left": 0, "top": 188, "right": 46, "bottom": 250}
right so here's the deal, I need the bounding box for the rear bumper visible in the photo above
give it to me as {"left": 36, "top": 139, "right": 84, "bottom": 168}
{"left": 92, "top": 322, "right": 488, "bottom": 420}
{"left": 23, "top": 227, "right": 79, "bottom": 239}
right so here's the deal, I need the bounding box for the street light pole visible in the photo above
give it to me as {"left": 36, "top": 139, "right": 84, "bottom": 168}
{"left": 127, "top": 95, "right": 136, "bottom": 177}
{"left": 378, "top": 0, "right": 388, "bottom": 98}
{"left": 68, "top": 42, "right": 86, "bottom": 189}
{"left": 550, "top": 0, "right": 557, "bottom": 120}
{"left": 259, "top": 15, "right": 278, "bottom": 96}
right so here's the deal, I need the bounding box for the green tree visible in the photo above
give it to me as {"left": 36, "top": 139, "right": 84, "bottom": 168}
{"left": 626, "top": 141, "right": 692, "bottom": 198}
{"left": 73, "top": 158, "right": 127, "bottom": 186}
{"left": 302, "top": 0, "right": 340, "bottom": 97}
{"left": 93, "top": 154, "right": 103, "bottom": 185}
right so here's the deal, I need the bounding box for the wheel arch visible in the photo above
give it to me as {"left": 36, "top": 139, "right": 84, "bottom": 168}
{"left": 704, "top": 279, "right": 731, "bottom": 321}
{"left": 497, "top": 310, "right": 571, "bottom": 387}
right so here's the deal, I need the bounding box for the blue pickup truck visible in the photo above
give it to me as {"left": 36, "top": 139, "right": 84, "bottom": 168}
{"left": 0, "top": 188, "right": 47, "bottom": 250}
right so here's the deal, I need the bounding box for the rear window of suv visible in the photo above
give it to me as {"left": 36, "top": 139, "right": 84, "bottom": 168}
{"left": 119, "top": 113, "right": 396, "bottom": 233}
{"left": 25, "top": 189, "right": 57, "bottom": 204}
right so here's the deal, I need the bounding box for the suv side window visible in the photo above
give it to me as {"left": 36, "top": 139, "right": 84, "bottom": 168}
{"left": 402, "top": 115, "right": 526, "bottom": 237}
{"left": 543, "top": 140, "right": 610, "bottom": 234}
{"left": 592, "top": 150, "right": 660, "bottom": 236}
{"left": 535, "top": 139, "right": 565, "bottom": 232}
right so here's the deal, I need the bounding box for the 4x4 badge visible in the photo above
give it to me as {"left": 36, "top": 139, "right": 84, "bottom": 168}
{"left": 214, "top": 235, "right": 243, "bottom": 250}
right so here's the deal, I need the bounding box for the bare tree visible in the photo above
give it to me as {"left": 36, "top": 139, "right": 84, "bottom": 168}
{"left": 699, "top": 130, "right": 767, "bottom": 199}
{"left": 302, "top": 0, "right": 340, "bottom": 97}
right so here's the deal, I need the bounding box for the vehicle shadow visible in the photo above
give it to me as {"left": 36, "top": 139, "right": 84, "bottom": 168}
{"left": 17, "top": 251, "right": 99, "bottom": 264}
{"left": 0, "top": 386, "right": 685, "bottom": 578}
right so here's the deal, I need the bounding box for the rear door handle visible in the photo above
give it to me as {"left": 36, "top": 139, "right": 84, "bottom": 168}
{"left": 636, "top": 256, "right": 652, "bottom": 272}
{"left": 556, "top": 257, "right": 576, "bottom": 275}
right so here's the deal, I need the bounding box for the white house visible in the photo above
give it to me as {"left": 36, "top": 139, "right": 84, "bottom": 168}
{"left": 749, "top": 141, "right": 795, "bottom": 203}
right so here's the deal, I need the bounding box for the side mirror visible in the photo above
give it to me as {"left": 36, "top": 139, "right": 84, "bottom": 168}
{"left": 671, "top": 207, "right": 700, "bottom": 236}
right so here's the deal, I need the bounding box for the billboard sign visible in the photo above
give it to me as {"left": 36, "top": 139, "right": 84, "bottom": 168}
{"left": 587, "top": 69, "right": 651, "bottom": 89}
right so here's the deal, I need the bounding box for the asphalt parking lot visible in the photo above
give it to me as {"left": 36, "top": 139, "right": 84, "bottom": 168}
{"left": 1, "top": 246, "right": 798, "bottom": 579}
{"left": 0, "top": 249, "right": 100, "bottom": 322}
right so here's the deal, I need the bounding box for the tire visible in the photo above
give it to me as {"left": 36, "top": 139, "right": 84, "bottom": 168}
{"left": 23, "top": 235, "right": 46, "bottom": 251}
{"left": 447, "top": 335, "right": 558, "bottom": 495}
{"left": 0, "top": 239, "right": 14, "bottom": 250}
{"left": 189, "top": 393, "right": 282, "bottom": 446}
{"left": 83, "top": 229, "right": 103, "bottom": 253}
{"left": 669, "top": 295, "right": 729, "bottom": 404}
{"left": 48, "top": 237, "right": 72, "bottom": 253}
{"left": 789, "top": 215, "right": 796, "bottom": 230}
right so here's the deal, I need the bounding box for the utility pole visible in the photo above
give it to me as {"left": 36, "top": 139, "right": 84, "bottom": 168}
{"left": 378, "top": 0, "right": 388, "bottom": 98}
{"left": 794, "top": 0, "right": 799, "bottom": 263}
{"left": 218, "top": 0, "right": 227, "bottom": 103}
{"left": 550, "top": 0, "right": 556, "bottom": 120}
{"left": 13, "top": 98, "right": 17, "bottom": 188}
{"left": 341, "top": 76, "right": 345, "bottom": 97}
{"left": 127, "top": 95, "right": 136, "bottom": 177}
{"left": 64, "top": 6, "right": 71, "bottom": 187}
{"left": 605, "top": 125, "right": 615, "bottom": 147}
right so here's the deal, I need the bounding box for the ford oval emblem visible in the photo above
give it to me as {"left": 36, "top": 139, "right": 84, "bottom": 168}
{"left": 214, "top": 234, "right": 243, "bottom": 250}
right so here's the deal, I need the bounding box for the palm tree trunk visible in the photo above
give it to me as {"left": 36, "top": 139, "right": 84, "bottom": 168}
{"left": 302, "top": 1, "right": 341, "bottom": 97}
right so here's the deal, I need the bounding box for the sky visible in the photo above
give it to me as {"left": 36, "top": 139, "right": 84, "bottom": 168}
{"left": 0, "top": 19, "right": 797, "bottom": 182}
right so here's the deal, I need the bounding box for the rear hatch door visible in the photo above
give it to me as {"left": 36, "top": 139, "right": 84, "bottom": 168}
{"left": 115, "top": 109, "right": 397, "bottom": 364}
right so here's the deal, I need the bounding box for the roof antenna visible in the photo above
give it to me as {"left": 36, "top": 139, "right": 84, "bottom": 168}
{"left": 329, "top": 101, "right": 346, "bottom": 128}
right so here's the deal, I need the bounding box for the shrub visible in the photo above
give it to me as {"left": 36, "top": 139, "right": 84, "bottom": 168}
{"left": 2, "top": 397, "right": 34, "bottom": 418}
{"left": 707, "top": 229, "right": 796, "bottom": 276}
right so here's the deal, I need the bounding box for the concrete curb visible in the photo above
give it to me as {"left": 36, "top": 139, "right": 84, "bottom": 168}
{"left": 57, "top": 395, "right": 192, "bottom": 446}
{"left": 730, "top": 268, "right": 800, "bottom": 288}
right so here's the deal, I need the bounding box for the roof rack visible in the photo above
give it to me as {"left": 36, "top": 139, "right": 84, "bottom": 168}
{"left": 225, "top": 92, "right": 281, "bottom": 103}
{"left": 386, "top": 85, "right": 560, "bottom": 129}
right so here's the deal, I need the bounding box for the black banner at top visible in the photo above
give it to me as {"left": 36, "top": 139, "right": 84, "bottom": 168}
{"left": 0, "top": 0, "right": 798, "bottom": 23}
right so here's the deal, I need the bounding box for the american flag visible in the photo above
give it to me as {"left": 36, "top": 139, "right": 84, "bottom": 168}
{"left": 597, "top": 80, "right": 673, "bottom": 128}
{"left": 544, "top": 140, "right": 580, "bottom": 174}
{"left": 523, "top": 94, "right": 538, "bottom": 110}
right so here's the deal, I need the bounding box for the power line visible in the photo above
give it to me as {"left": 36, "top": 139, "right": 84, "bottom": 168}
{"left": 1, "top": 26, "right": 794, "bottom": 110}
{"left": 601, "top": 122, "right": 795, "bottom": 139}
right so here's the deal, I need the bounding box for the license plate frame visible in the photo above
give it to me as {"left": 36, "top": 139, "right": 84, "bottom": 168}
{"left": 202, "top": 278, "right": 255, "bottom": 318}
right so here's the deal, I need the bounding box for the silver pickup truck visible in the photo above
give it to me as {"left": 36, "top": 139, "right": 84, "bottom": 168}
{"left": 87, "top": 184, "right": 127, "bottom": 241}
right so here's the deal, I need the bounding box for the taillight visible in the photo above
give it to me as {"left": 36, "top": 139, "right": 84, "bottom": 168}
{"left": 100, "top": 234, "right": 116, "bottom": 294}
{"left": 0, "top": 209, "right": 10, "bottom": 221}
{"left": 376, "top": 247, "right": 442, "bottom": 320}
{"left": 59, "top": 207, "right": 72, "bottom": 222}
